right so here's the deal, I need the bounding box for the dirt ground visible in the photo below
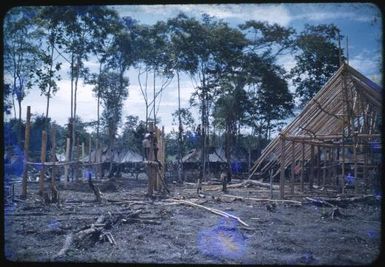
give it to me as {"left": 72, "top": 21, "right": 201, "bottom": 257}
{"left": 3, "top": 174, "right": 382, "bottom": 265}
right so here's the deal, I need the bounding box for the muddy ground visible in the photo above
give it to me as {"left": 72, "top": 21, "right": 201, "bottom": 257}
{"left": 3, "top": 174, "right": 382, "bottom": 265}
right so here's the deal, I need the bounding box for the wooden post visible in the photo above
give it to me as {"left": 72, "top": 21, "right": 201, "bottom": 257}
{"left": 363, "top": 142, "right": 368, "bottom": 192}
{"left": 64, "top": 138, "right": 70, "bottom": 188}
{"left": 39, "top": 130, "right": 47, "bottom": 195}
{"left": 269, "top": 169, "right": 273, "bottom": 199}
{"left": 353, "top": 133, "right": 358, "bottom": 194}
{"left": 300, "top": 142, "right": 304, "bottom": 192}
{"left": 309, "top": 144, "right": 314, "bottom": 191}
{"left": 147, "top": 122, "right": 155, "bottom": 196}
{"left": 88, "top": 136, "right": 92, "bottom": 163}
{"left": 290, "top": 141, "right": 295, "bottom": 194}
{"left": 322, "top": 147, "right": 327, "bottom": 187}
{"left": 279, "top": 136, "right": 286, "bottom": 199}
{"left": 153, "top": 127, "right": 159, "bottom": 191}
{"left": 75, "top": 138, "right": 80, "bottom": 181}
{"left": 50, "top": 126, "right": 58, "bottom": 202}
{"left": 21, "top": 106, "right": 31, "bottom": 199}
{"left": 316, "top": 146, "right": 321, "bottom": 186}
{"left": 160, "top": 126, "right": 166, "bottom": 191}
{"left": 81, "top": 142, "right": 85, "bottom": 162}
{"left": 341, "top": 142, "right": 345, "bottom": 195}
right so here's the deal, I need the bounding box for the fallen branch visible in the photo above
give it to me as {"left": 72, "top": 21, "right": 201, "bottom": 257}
{"left": 122, "top": 218, "right": 161, "bottom": 225}
{"left": 204, "top": 179, "right": 279, "bottom": 191}
{"left": 305, "top": 197, "right": 335, "bottom": 207}
{"left": 319, "top": 195, "right": 375, "bottom": 204}
{"left": 170, "top": 199, "right": 249, "bottom": 227}
{"left": 305, "top": 197, "right": 345, "bottom": 220}
{"left": 54, "top": 233, "right": 73, "bottom": 259}
{"left": 223, "top": 194, "right": 302, "bottom": 205}
{"left": 53, "top": 215, "right": 108, "bottom": 259}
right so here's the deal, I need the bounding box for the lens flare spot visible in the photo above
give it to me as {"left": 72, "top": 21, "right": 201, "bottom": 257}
{"left": 197, "top": 218, "right": 246, "bottom": 260}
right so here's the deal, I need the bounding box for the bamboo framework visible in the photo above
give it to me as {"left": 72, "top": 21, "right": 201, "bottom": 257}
{"left": 248, "top": 64, "right": 382, "bottom": 199}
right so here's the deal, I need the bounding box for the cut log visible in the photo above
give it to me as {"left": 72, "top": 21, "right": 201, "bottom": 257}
{"left": 311, "top": 194, "right": 375, "bottom": 204}
{"left": 170, "top": 199, "right": 249, "bottom": 227}
{"left": 54, "top": 233, "right": 73, "bottom": 259}
{"left": 305, "top": 197, "right": 335, "bottom": 207}
{"left": 204, "top": 179, "right": 279, "bottom": 191}
{"left": 88, "top": 178, "right": 102, "bottom": 202}
{"left": 223, "top": 194, "right": 302, "bottom": 205}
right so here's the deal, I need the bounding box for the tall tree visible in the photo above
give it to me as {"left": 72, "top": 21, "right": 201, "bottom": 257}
{"left": 34, "top": 6, "right": 64, "bottom": 121}
{"left": 167, "top": 13, "right": 201, "bottom": 182}
{"left": 239, "top": 20, "right": 296, "bottom": 140}
{"left": 134, "top": 21, "right": 174, "bottom": 128}
{"left": 86, "top": 7, "right": 121, "bottom": 165}
{"left": 246, "top": 63, "right": 294, "bottom": 140}
{"left": 4, "top": 7, "right": 40, "bottom": 123}
{"left": 98, "top": 70, "right": 129, "bottom": 175}
{"left": 290, "top": 24, "right": 343, "bottom": 106}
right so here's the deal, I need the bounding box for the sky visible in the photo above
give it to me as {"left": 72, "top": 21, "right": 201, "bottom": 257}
{"left": 4, "top": 3, "right": 383, "bottom": 135}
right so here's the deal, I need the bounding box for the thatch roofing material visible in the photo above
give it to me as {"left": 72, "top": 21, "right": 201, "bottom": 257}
{"left": 81, "top": 148, "right": 142, "bottom": 163}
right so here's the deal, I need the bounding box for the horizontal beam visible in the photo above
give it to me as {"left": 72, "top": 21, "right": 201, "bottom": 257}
{"left": 284, "top": 133, "right": 381, "bottom": 141}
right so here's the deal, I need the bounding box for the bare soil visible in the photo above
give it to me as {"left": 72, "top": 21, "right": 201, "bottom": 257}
{"left": 3, "top": 174, "right": 382, "bottom": 265}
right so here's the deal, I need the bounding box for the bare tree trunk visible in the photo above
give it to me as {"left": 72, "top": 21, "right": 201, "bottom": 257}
{"left": 17, "top": 99, "right": 22, "bottom": 122}
{"left": 12, "top": 91, "right": 17, "bottom": 120}
{"left": 177, "top": 71, "right": 183, "bottom": 183}
{"left": 96, "top": 62, "right": 102, "bottom": 180}
{"left": 71, "top": 58, "right": 80, "bottom": 180}
{"left": 45, "top": 42, "right": 55, "bottom": 120}
{"left": 153, "top": 69, "right": 156, "bottom": 125}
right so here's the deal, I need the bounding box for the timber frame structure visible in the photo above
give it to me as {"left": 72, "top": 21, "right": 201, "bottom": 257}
{"left": 249, "top": 63, "right": 382, "bottom": 199}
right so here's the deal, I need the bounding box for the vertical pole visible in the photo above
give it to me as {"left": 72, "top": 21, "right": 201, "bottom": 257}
{"left": 88, "top": 136, "right": 92, "bottom": 163}
{"left": 64, "top": 138, "right": 70, "bottom": 188}
{"left": 269, "top": 169, "right": 273, "bottom": 199}
{"left": 147, "top": 122, "right": 154, "bottom": 196}
{"left": 363, "top": 141, "right": 368, "bottom": 193}
{"left": 21, "top": 106, "right": 31, "bottom": 199}
{"left": 341, "top": 143, "right": 345, "bottom": 195}
{"left": 279, "top": 136, "right": 286, "bottom": 199}
{"left": 290, "top": 141, "right": 295, "bottom": 194}
{"left": 154, "top": 127, "right": 160, "bottom": 191}
{"left": 81, "top": 142, "right": 85, "bottom": 162}
{"left": 39, "top": 130, "right": 47, "bottom": 195}
{"left": 300, "top": 142, "right": 304, "bottom": 192}
{"left": 341, "top": 66, "right": 347, "bottom": 195}
{"left": 353, "top": 133, "right": 358, "bottom": 194}
{"left": 50, "top": 126, "right": 58, "bottom": 202}
{"left": 309, "top": 144, "right": 314, "bottom": 191}
{"left": 76, "top": 138, "right": 81, "bottom": 181}
{"left": 316, "top": 145, "right": 321, "bottom": 186}
{"left": 322, "top": 147, "right": 327, "bottom": 187}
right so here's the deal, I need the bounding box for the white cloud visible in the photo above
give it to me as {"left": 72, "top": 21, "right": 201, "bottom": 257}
{"left": 349, "top": 49, "right": 382, "bottom": 85}
{"left": 112, "top": 4, "right": 292, "bottom": 26}
{"left": 289, "top": 3, "right": 381, "bottom": 23}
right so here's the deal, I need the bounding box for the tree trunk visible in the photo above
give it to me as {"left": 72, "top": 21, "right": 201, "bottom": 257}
{"left": 71, "top": 57, "right": 80, "bottom": 180}
{"left": 12, "top": 90, "right": 17, "bottom": 120}
{"left": 177, "top": 70, "right": 183, "bottom": 183}
{"left": 18, "top": 98, "right": 22, "bottom": 123}
{"left": 45, "top": 41, "right": 55, "bottom": 121}
{"left": 21, "top": 106, "right": 31, "bottom": 199}
{"left": 153, "top": 69, "right": 156, "bottom": 125}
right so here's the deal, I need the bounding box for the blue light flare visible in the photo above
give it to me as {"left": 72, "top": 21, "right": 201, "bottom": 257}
{"left": 197, "top": 218, "right": 246, "bottom": 261}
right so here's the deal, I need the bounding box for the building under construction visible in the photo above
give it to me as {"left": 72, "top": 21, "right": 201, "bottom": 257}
{"left": 248, "top": 63, "right": 382, "bottom": 199}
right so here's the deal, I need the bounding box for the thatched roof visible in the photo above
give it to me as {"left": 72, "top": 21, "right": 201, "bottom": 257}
{"left": 81, "top": 148, "right": 142, "bottom": 163}
{"left": 182, "top": 148, "right": 244, "bottom": 163}
{"left": 249, "top": 63, "right": 382, "bottom": 179}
